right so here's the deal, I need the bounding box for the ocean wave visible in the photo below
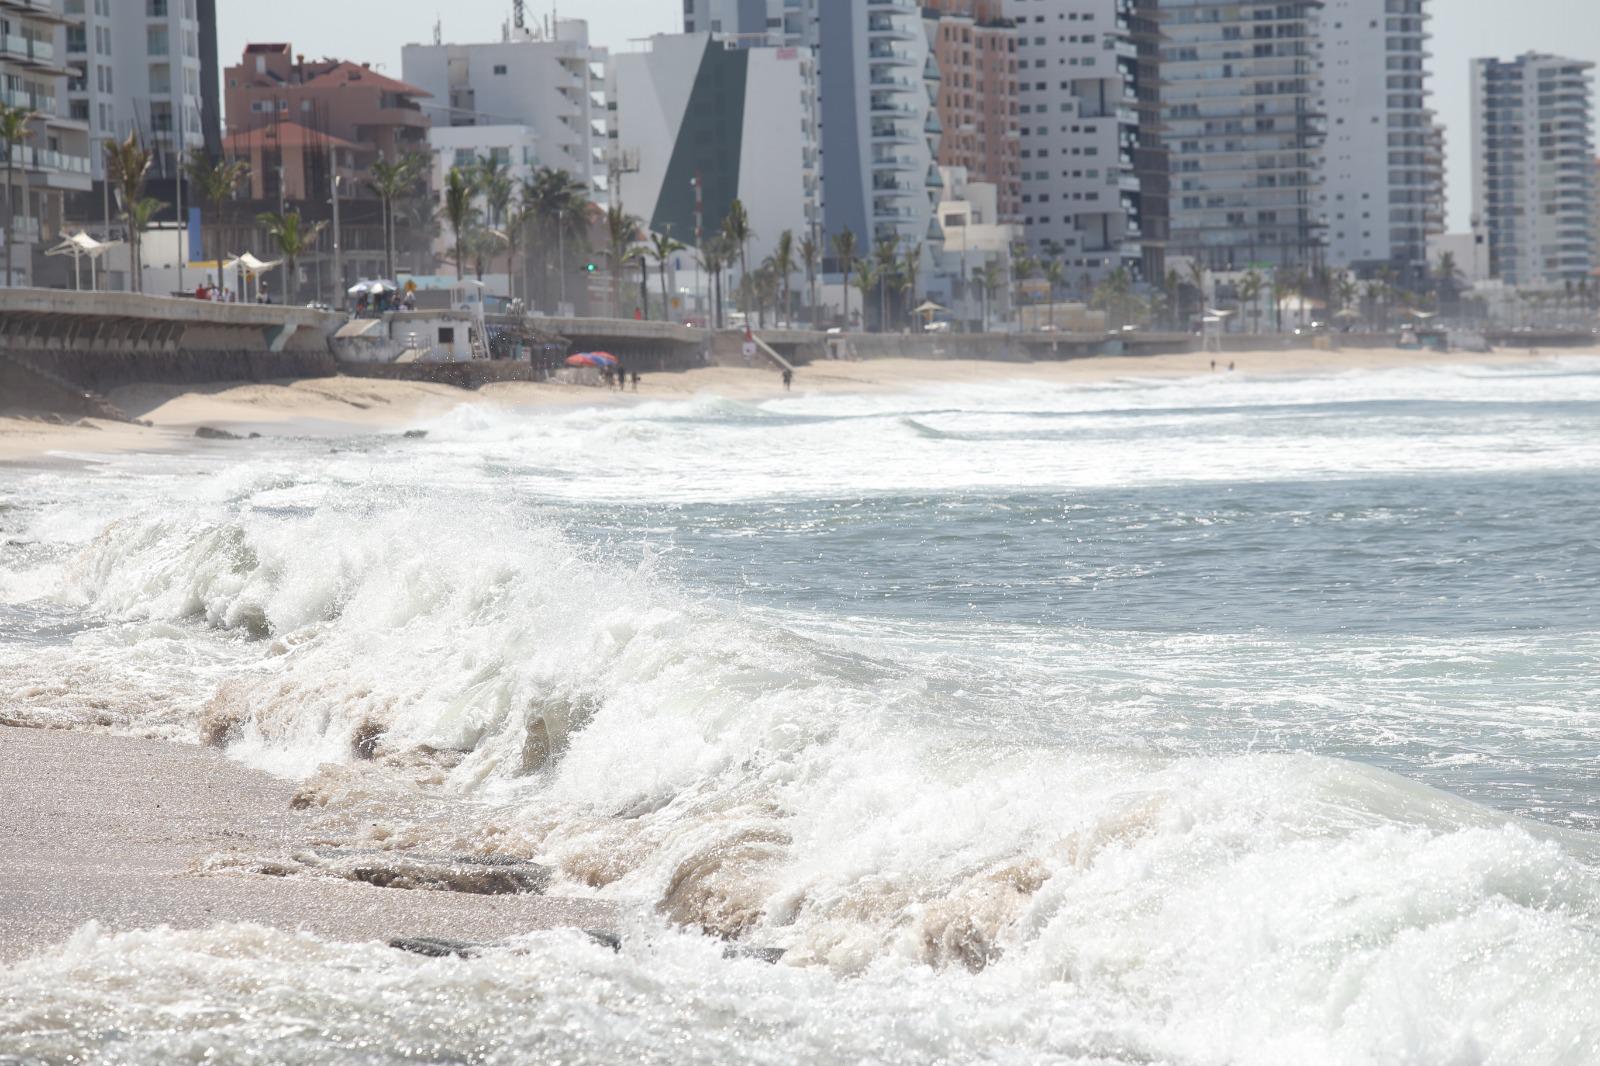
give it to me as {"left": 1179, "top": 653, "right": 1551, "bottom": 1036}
{"left": 24, "top": 495, "right": 1598, "bottom": 1007}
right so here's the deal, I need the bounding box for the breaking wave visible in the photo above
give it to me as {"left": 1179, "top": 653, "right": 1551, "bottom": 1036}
{"left": 14, "top": 491, "right": 1593, "bottom": 1048}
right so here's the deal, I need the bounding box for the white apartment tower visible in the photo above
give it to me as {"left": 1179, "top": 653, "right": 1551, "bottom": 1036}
{"left": 402, "top": 20, "right": 610, "bottom": 204}
{"left": 1008, "top": 0, "right": 1166, "bottom": 285}
{"left": 63, "top": 0, "right": 209, "bottom": 180}
{"left": 1315, "top": 0, "right": 1434, "bottom": 282}
{"left": 684, "top": 0, "right": 943, "bottom": 264}
{"left": 1, "top": 0, "right": 93, "bottom": 285}
{"left": 1471, "top": 53, "right": 1595, "bottom": 287}
{"left": 1160, "top": 0, "right": 1326, "bottom": 272}
{"left": 683, "top": 0, "right": 816, "bottom": 43}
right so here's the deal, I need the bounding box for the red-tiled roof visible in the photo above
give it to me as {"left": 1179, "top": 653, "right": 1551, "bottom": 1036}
{"left": 221, "top": 120, "right": 366, "bottom": 153}
{"left": 299, "top": 61, "right": 432, "bottom": 98}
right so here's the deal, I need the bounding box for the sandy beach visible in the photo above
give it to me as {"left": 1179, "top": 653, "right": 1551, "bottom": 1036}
{"left": 0, "top": 725, "right": 617, "bottom": 964}
{"left": 0, "top": 346, "right": 1562, "bottom": 465}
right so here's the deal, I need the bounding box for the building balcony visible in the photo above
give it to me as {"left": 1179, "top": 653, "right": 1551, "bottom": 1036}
{"left": 0, "top": 143, "right": 90, "bottom": 175}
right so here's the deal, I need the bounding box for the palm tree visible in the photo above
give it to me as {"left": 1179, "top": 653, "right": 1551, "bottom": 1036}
{"left": 603, "top": 205, "right": 643, "bottom": 315}
{"left": 104, "top": 132, "right": 154, "bottom": 293}
{"left": 772, "top": 229, "right": 796, "bottom": 327}
{"left": 1092, "top": 267, "right": 1136, "bottom": 329}
{"left": 464, "top": 226, "right": 502, "bottom": 281}
{"left": 899, "top": 243, "right": 922, "bottom": 327}
{"left": 1042, "top": 260, "right": 1066, "bottom": 330}
{"left": 523, "top": 166, "right": 587, "bottom": 311}
{"left": 185, "top": 151, "right": 250, "bottom": 280}
{"left": 367, "top": 152, "right": 426, "bottom": 280}
{"left": 476, "top": 156, "right": 513, "bottom": 230}
{"left": 798, "top": 232, "right": 819, "bottom": 326}
{"left": 502, "top": 204, "right": 527, "bottom": 304}
{"left": 852, "top": 257, "right": 877, "bottom": 331}
{"left": 723, "top": 198, "right": 753, "bottom": 319}
{"left": 1238, "top": 269, "right": 1266, "bottom": 333}
{"left": 442, "top": 166, "right": 477, "bottom": 280}
{"left": 873, "top": 235, "right": 900, "bottom": 331}
{"left": 649, "top": 229, "right": 687, "bottom": 321}
{"left": 830, "top": 228, "right": 858, "bottom": 328}
{"left": 256, "top": 209, "right": 324, "bottom": 304}
{"left": 699, "top": 236, "right": 727, "bottom": 328}
{"left": 0, "top": 103, "right": 34, "bottom": 288}
{"left": 978, "top": 259, "right": 1004, "bottom": 332}
{"left": 1433, "top": 251, "right": 1464, "bottom": 315}
{"left": 1162, "top": 269, "right": 1182, "bottom": 329}
{"left": 124, "top": 197, "right": 164, "bottom": 293}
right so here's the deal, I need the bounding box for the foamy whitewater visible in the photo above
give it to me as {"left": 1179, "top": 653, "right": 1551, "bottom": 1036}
{"left": 3, "top": 359, "right": 1600, "bottom": 1064}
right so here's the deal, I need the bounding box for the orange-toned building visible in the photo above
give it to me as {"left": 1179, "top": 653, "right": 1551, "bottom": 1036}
{"left": 220, "top": 44, "right": 437, "bottom": 289}
{"left": 224, "top": 44, "right": 431, "bottom": 171}
{"left": 926, "top": 0, "right": 1021, "bottom": 222}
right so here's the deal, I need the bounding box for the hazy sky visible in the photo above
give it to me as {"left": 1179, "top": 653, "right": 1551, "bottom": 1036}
{"left": 220, "top": 1, "right": 1600, "bottom": 233}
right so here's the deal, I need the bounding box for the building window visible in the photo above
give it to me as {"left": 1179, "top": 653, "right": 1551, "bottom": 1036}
{"left": 493, "top": 64, "right": 507, "bottom": 75}
{"left": 438, "top": 327, "right": 455, "bottom": 344}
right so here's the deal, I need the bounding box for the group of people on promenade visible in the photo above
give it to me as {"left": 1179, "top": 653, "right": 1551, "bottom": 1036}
{"left": 602, "top": 366, "right": 640, "bottom": 392}
{"left": 353, "top": 290, "right": 416, "bottom": 316}
{"left": 190, "top": 279, "right": 278, "bottom": 305}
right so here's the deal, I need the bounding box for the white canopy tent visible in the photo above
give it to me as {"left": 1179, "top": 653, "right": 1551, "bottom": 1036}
{"left": 44, "top": 231, "right": 124, "bottom": 292}
{"left": 221, "top": 253, "right": 284, "bottom": 300}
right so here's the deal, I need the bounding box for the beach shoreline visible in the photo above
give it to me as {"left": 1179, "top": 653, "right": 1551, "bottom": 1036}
{"left": 1, "top": 345, "right": 1574, "bottom": 465}
{"left": 0, "top": 724, "right": 617, "bottom": 965}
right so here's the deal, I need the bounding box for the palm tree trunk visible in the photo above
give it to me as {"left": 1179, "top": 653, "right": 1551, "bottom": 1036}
{"left": 3, "top": 156, "right": 12, "bottom": 289}
{"left": 659, "top": 261, "right": 668, "bottom": 321}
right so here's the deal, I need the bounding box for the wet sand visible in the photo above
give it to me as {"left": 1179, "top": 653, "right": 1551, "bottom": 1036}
{"left": 1, "top": 346, "right": 1566, "bottom": 464}
{"left": 0, "top": 725, "right": 615, "bottom": 964}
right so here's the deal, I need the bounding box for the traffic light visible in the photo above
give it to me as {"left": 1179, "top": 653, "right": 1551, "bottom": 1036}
{"left": 585, "top": 261, "right": 598, "bottom": 273}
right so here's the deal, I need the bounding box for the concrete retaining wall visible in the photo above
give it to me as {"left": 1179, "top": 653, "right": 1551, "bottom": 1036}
{"left": 8, "top": 348, "right": 336, "bottom": 394}
{"left": 336, "top": 359, "right": 536, "bottom": 389}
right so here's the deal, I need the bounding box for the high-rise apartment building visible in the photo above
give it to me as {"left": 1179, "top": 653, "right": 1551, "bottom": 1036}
{"left": 1315, "top": 0, "right": 1433, "bottom": 282}
{"left": 1008, "top": 0, "right": 1166, "bottom": 284}
{"left": 610, "top": 33, "right": 819, "bottom": 271}
{"left": 1160, "top": 0, "right": 1326, "bottom": 272}
{"left": 2, "top": 0, "right": 93, "bottom": 286}
{"left": 62, "top": 0, "right": 219, "bottom": 180}
{"left": 1471, "top": 53, "right": 1595, "bottom": 287}
{"left": 924, "top": 0, "right": 1020, "bottom": 222}
{"left": 683, "top": 0, "right": 943, "bottom": 261}
{"left": 402, "top": 20, "right": 611, "bottom": 205}
{"left": 683, "top": 0, "right": 815, "bottom": 42}
{"left": 1422, "top": 112, "right": 1447, "bottom": 245}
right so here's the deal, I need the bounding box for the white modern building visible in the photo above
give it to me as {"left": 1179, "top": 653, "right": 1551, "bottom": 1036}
{"left": 1470, "top": 52, "right": 1595, "bottom": 287}
{"left": 62, "top": 0, "right": 211, "bottom": 181}
{"left": 1160, "top": 0, "right": 1326, "bottom": 272}
{"left": 1315, "top": 0, "right": 1434, "bottom": 282}
{"left": 1008, "top": 0, "right": 1165, "bottom": 285}
{"left": 934, "top": 164, "right": 1014, "bottom": 325}
{"left": 610, "top": 33, "right": 818, "bottom": 273}
{"left": 682, "top": 0, "right": 817, "bottom": 46}
{"left": 685, "top": 0, "right": 943, "bottom": 268}
{"left": 2, "top": 0, "right": 93, "bottom": 286}
{"left": 402, "top": 19, "right": 610, "bottom": 205}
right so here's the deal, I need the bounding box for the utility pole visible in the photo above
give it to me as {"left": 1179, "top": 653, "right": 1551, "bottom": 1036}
{"left": 331, "top": 171, "right": 343, "bottom": 308}
{"left": 692, "top": 172, "right": 703, "bottom": 320}
{"left": 175, "top": 75, "right": 185, "bottom": 294}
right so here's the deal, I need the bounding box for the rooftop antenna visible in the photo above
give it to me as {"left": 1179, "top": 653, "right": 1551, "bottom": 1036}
{"left": 513, "top": 0, "right": 526, "bottom": 29}
{"left": 432, "top": 17, "right": 442, "bottom": 45}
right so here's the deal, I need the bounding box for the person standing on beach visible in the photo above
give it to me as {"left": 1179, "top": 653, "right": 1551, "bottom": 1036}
{"left": 631, "top": 371, "right": 640, "bottom": 392}
{"left": 782, "top": 369, "right": 793, "bottom": 391}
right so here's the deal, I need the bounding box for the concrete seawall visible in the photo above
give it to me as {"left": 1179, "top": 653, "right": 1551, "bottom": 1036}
{"left": 0, "top": 290, "right": 344, "bottom": 417}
